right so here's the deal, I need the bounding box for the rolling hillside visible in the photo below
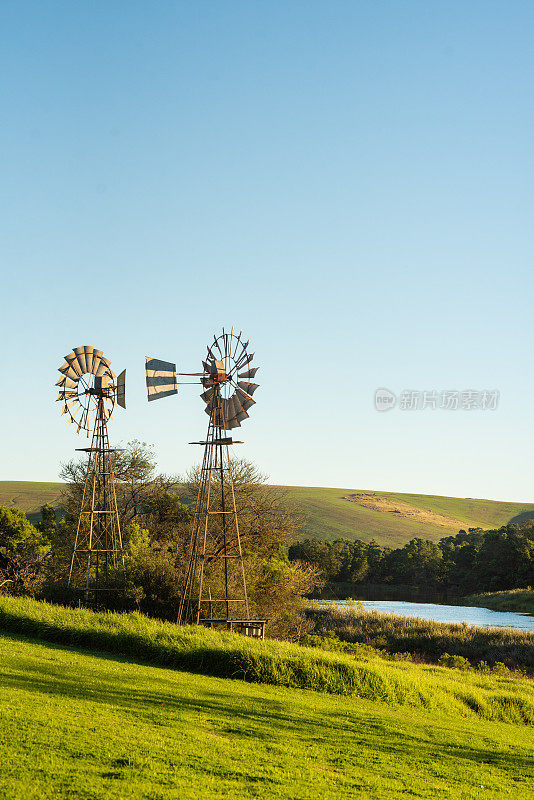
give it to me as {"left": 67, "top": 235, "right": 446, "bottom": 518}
{"left": 0, "top": 481, "right": 64, "bottom": 520}
{"left": 2, "top": 481, "right": 534, "bottom": 547}
{"left": 279, "top": 486, "right": 534, "bottom": 546}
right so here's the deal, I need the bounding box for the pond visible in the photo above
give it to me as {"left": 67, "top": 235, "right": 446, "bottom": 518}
{"left": 324, "top": 599, "right": 534, "bottom": 632}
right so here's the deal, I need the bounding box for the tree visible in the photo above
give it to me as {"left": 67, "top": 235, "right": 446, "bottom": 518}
{"left": 0, "top": 506, "right": 50, "bottom": 596}
{"left": 0, "top": 506, "right": 47, "bottom": 559}
{"left": 60, "top": 439, "right": 177, "bottom": 530}
{"left": 184, "top": 459, "right": 303, "bottom": 557}
{"left": 472, "top": 526, "right": 534, "bottom": 591}
{"left": 51, "top": 440, "right": 181, "bottom": 582}
{"left": 123, "top": 524, "right": 182, "bottom": 619}
{"left": 383, "top": 538, "right": 444, "bottom": 587}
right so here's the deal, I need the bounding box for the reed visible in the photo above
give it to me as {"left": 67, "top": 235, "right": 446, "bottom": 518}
{"left": 309, "top": 604, "right": 534, "bottom": 674}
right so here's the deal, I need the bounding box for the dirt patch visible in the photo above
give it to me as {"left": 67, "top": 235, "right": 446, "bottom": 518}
{"left": 342, "top": 493, "right": 466, "bottom": 531}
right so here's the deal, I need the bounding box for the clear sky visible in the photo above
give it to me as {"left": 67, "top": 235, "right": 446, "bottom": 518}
{"left": 1, "top": 1, "right": 533, "bottom": 501}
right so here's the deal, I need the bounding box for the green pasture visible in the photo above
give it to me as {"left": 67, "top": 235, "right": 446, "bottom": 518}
{"left": 1, "top": 629, "right": 533, "bottom": 800}
{"left": 283, "top": 485, "right": 534, "bottom": 545}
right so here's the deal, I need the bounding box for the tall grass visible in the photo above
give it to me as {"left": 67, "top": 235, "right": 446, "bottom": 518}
{"left": 309, "top": 605, "right": 534, "bottom": 674}
{"left": 1, "top": 595, "right": 534, "bottom": 726}
{"left": 461, "top": 588, "right": 534, "bottom": 614}
{"left": 0, "top": 595, "right": 424, "bottom": 702}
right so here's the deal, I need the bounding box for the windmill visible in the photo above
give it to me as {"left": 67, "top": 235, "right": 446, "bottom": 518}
{"left": 56, "top": 345, "right": 126, "bottom": 604}
{"left": 146, "top": 329, "right": 266, "bottom": 638}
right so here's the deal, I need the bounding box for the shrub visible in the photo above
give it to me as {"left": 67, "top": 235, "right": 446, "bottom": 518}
{"left": 438, "top": 653, "right": 471, "bottom": 670}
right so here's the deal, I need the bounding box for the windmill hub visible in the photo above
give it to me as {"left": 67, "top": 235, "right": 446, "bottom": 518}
{"left": 202, "top": 359, "right": 227, "bottom": 387}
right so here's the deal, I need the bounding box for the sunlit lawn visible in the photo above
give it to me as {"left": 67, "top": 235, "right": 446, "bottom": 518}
{"left": 1, "top": 632, "right": 533, "bottom": 799}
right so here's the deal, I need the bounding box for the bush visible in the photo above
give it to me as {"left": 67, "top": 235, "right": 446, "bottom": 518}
{"left": 438, "top": 653, "right": 471, "bottom": 670}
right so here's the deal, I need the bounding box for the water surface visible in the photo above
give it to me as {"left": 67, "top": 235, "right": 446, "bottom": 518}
{"left": 327, "top": 599, "right": 534, "bottom": 632}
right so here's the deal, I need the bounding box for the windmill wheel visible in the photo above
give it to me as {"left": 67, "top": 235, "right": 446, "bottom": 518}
{"left": 55, "top": 346, "right": 119, "bottom": 435}
{"left": 200, "top": 331, "right": 259, "bottom": 429}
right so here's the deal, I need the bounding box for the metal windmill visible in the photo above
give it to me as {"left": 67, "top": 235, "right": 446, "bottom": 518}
{"left": 56, "top": 345, "right": 126, "bottom": 604}
{"left": 146, "top": 329, "right": 266, "bottom": 637}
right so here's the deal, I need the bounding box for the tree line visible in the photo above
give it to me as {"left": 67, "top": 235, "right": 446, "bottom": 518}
{"left": 289, "top": 524, "right": 534, "bottom": 595}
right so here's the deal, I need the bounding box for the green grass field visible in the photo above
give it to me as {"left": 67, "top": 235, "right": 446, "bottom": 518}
{"left": 1, "top": 628, "right": 534, "bottom": 799}
{"left": 3, "top": 480, "right": 534, "bottom": 546}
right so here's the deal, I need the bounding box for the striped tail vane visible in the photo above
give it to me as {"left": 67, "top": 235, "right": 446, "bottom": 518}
{"left": 145, "top": 357, "right": 178, "bottom": 401}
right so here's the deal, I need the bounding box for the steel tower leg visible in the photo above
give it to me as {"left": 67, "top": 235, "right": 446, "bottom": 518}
{"left": 177, "top": 386, "right": 249, "bottom": 625}
{"left": 68, "top": 398, "right": 125, "bottom": 606}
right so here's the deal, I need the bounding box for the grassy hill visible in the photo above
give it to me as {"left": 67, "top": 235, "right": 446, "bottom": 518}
{"left": 282, "top": 486, "right": 534, "bottom": 546}
{"left": 1, "top": 600, "right": 533, "bottom": 799}
{"left": 2, "top": 480, "right": 534, "bottom": 547}
{"left": 0, "top": 481, "right": 63, "bottom": 521}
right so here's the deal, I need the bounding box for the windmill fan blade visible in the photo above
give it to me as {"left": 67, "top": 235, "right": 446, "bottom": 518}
{"left": 225, "top": 395, "right": 239, "bottom": 417}
{"left": 61, "top": 399, "right": 79, "bottom": 415}
{"left": 236, "top": 388, "right": 256, "bottom": 411}
{"left": 64, "top": 352, "right": 83, "bottom": 377}
{"left": 224, "top": 398, "right": 239, "bottom": 428}
{"left": 84, "top": 345, "right": 94, "bottom": 374}
{"left": 55, "top": 376, "right": 78, "bottom": 388}
{"left": 91, "top": 352, "right": 103, "bottom": 375}
{"left": 56, "top": 391, "right": 78, "bottom": 401}
{"left": 231, "top": 330, "right": 242, "bottom": 357}
{"left": 58, "top": 362, "right": 79, "bottom": 380}
{"left": 201, "top": 387, "right": 214, "bottom": 404}
{"left": 224, "top": 400, "right": 242, "bottom": 430}
{"left": 219, "top": 398, "right": 229, "bottom": 426}
{"left": 235, "top": 351, "right": 253, "bottom": 370}
{"left": 145, "top": 357, "right": 177, "bottom": 401}
{"left": 74, "top": 346, "right": 88, "bottom": 374}
{"left": 237, "top": 381, "right": 259, "bottom": 396}
{"left": 95, "top": 358, "right": 111, "bottom": 378}
{"left": 116, "top": 369, "right": 126, "bottom": 409}
{"left": 237, "top": 367, "right": 259, "bottom": 379}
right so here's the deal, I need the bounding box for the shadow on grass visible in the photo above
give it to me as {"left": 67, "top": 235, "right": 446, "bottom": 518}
{"left": 508, "top": 510, "right": 534, "bottom": 525}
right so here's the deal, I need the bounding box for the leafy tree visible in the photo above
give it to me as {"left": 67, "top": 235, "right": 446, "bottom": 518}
{"left": 138, "top": 488, "right": 192, "bottom": 541}
{"left": 123, "top": 524, "right": 181, "bottom": 618}
{"left": 60, "top": 439, "right": 177, "bottom": 530}
{"left": 0, "top": 506, "right": 49, "bottom": 596}
{"left": 472, "top": 526, "right": 534, "bottom": 591}
{"left": 0, "top": 506, "right": 48, "bottom": 559}
{"left": 36, "top": 504, "right": 57, "bottom": 537}
{"left": 386, "top": 538, "right": 444, "bottom": 587}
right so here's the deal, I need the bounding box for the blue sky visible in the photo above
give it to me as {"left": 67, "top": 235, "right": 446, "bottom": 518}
{"left": 1, "top": 1, "right": 533, "bottom": 500}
